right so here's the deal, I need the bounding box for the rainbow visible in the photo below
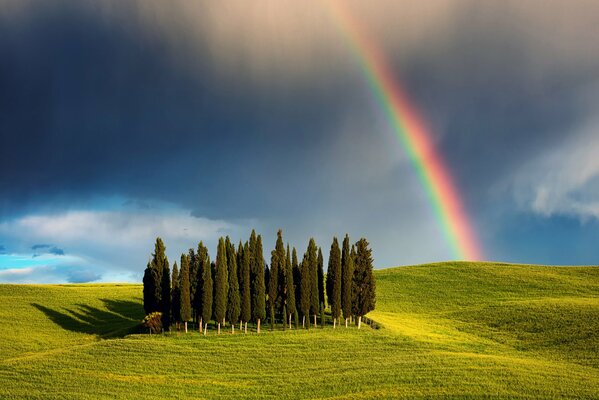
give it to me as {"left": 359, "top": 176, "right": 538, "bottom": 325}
{"left": 326, "top": 0, "right": 482, "bottom": 261}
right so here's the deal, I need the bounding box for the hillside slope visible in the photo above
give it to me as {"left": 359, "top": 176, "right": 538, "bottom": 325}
{"left": 0, "top": 262, "right": 597, "bottom": 399}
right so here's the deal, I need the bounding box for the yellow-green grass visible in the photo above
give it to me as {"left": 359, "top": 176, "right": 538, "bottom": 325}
{"left": 0, "top": 262, "right": 598, "bottom": 399}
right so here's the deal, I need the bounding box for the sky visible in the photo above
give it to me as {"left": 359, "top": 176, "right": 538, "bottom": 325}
{"left": 1, "top": 0, "right": 598, "bottom": 283}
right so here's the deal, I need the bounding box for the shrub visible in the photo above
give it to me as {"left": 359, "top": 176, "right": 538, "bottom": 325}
{"left": 143, "top": 312, "right": 163, "bottom": 334}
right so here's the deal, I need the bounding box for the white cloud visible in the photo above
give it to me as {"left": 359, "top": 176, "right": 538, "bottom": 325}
{"left": 0, "top": 207, "right": 250, "bottom": 283}
{"left": 512, "top": 115, "right": 599, "bottom": 220}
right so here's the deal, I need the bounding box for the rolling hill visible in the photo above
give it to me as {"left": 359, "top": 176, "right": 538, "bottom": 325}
{"left": 0, "top": 262, "right": 597, "bottom": 399}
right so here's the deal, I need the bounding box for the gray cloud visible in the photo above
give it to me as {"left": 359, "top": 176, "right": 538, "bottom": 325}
{"left": 1, "top": 0, "right": 598, "bottom": 271}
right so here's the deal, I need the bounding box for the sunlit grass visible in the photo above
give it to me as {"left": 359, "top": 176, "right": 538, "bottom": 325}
{"left": 0, "top": 262, "right": 598, "bottom": 399}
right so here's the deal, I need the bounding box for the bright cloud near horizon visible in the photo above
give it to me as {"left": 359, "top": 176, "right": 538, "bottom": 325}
{"left": 1, "top": 0, "right": 598, "bottom": 282}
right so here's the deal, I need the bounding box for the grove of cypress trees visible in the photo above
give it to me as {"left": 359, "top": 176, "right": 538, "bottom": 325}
{"left": 171, "top": 261, "right": 181, "bottom": 331}
{"left": 341, "top": 234, "right": 353, "bottom": 328}
{"left": 252, "top": 233, "right": 266, "bottom": 333}
{"left": 215, "top": 237, "right": 229, "bottom": 334}
{"left": 240, "top": 241, "right": 251, "bottom": 334}
{"left": 308, "top": 239, "right": 319, "bottom": 328}
{"left": 201, "top": 254, "right": 213, "bottom": 335}
{"left": 285, "top": 244, "right": 296, "bottom": 329}
{"left": 226, "top": 237, "right": 240, "bottom": 333}
{"left": 180, "top": 253, "right": 192, "bottom": 333}
{"left": 327, "top": 237, "right": 342, "bottom": 328}
{"left": 352, "top": 238, "right": 376, "bottom": 329}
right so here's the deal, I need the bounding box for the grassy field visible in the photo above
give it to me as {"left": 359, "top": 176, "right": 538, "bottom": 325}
{"left": 0, "top": 262, "right": 597, "bottom": 399}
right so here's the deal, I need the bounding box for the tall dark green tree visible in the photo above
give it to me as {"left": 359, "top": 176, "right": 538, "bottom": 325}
{"left": 275, "top": 230, "right": 286, "bottom": 314}
{"left": 195, "top": 242, "right": 208, "bottom": 332}
{"left": 292, "top": 247, "right": 301, "bottom": 320}
{"left": 251, "top": 232, "right": 266, "bottom": 333}
{"left": 308, "top": 239, "right": 319, "bottom": 328}
{"left": 171, "top": 261, "right": 181, "bottom": 330}
{"left": 143, "top": 238, "right": 167, "bottom": 316}
{"left": 143, "top": 262, "right": 158, "bottom": 314}
{"left": 268, "top": 249, "right": 279, "bottom": 330}
{"left": 214, "top": 237, "right": 229, "bottom": 334}
{"left": 160, "top": 256, "right": 171, "bottom": 331}
{"left": 285, "top": 244, "right": 296, "bottom": 329}
{"left": 317, "top": 247, "right": 325, "bottom": 313}
{"left": 326, "top": 237, "right": 342, "bottom": 328}
{"left": 180, "top": 253, "right": 192, "bottom": 333}
{"left": 226, "top": 237, "right": 240, "bottom": 333}
{"left": 299, "top": 253, "right": 311, "bottom": 328}
{"left": 240, "top": 241, "right": 251, "bottom": 334}
{"left": 352, "top": 238, "right": 376, "bottom": 329}
{"left": 341, "top": 234, "right": 354, "bottom": 328}
{"left": 187, "top": 248, "right": 197, "bottom": 322}
{"left": 201, "top": 253, "right": 213, "bottom": 335}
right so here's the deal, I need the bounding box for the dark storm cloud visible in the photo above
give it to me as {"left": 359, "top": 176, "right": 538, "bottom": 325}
{"left": 0, "top": 0, "right": 356, "bottom": 222}
{"left": 1, "top": 0, "right": 598, "bottom": 272}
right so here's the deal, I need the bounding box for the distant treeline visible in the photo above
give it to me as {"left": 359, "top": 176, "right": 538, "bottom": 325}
{"left": 142, "top": 230, "right": 375, "bottom": 334}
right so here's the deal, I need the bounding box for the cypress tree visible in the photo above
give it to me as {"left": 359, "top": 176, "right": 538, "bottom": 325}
{"left": 292, "top": 247, "right": 301, "bottom": 319}
{"left": 341, "top": 234, "right": 353, "bottom": 328}
{"left": 215, "top": 237, "right": 229, "bottom": 334}
{"left": 180, "top": 253, "right": 192, "bottom": 333}
{"left": 308, "top": 239, "right": 319, "bottom": 328}
{"left": 171, "top": 261, "right": 181, "bottom": 330}
{"left": 160, "top": 256, "right": 171, "bottom": 331}
{"left": 317, "top": 247, "right": 325, "bottom": 313}
{"left": 201, "top": 254, "right": 213, "bottom": 335}
{"left": 187, "top": 248, "right": 197, "bottom": 322}
{"left": 252, "top": 233, "right": 266, "bottom": 333}
{"left": 285, "top": 244, "right": 296, "bottom": 329}
{"left": 226, "top": 237, "right": 240, "bottom": 333}
{"left": 268, "top": 250, "right": 279, "bottom": 330}
{"left": 352, "top": 238, "right": 376, "bottom": 329}
{"left": 195, "top": 242, "right": 208, "bottom": 331}
{"left": 143, "top": 262, "right": 157, "bottom": 314}
{"left": 275, "top": 230, "right": 286, "bottom": 316}
{"left": 149, "top": 238, "right": 166, "bottom": 312}
{"left": 240, "top": 241, "right": 251, "bottom": 334}
{"left": 327, "top": 237, "right": 342, "bottom": 328}
{"left": 299, "top": 253, "right": 311, "bottom": 328}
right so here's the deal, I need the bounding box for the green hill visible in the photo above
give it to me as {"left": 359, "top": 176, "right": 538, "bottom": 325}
{"left": 0, "top": 262, "right": 597, "bottom": 399}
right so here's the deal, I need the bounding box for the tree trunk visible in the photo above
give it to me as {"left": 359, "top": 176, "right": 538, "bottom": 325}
{"left": 357, "top": 315, "right": 362, "bottom": 329}
{"left": 257, "top": 318, "right": 261, "bottom": 334}
{"left": 302, "top": 315, "right": 305, "bottom": 328}
{"left": 313, "top": 314, "right": 317, "bottom": 328}
{"left": 232, "top": 323, "right": 234, "bottom": 334}
{"left": 333, "top": 317, "right": 336, "bottom": 328}
{"left": 245, "top": 321, "right": 248, "bottom": 334}
{"left": 204, "top": 322, "right": 208, "bottom": 335}
{"left": 289, "top": 314, "right": 292, "bottom": 330}
{"left": 218, "top": 322, "right": 221, "bottom": 335}
{"left": 184, "top": 321, "right": 188, "bottom": 333}
{"left": 199, "top": 317, "right": 203, "bottom": 333}
{"left": 240, "top": 321, "right": 242, "bottom": 332}
{"left": 345, "top": 318, "right": 348, "bottom": 328}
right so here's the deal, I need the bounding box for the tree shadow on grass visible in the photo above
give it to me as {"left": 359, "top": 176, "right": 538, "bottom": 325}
{"left": 32, "top": 299, "right": 144, "bottom": 338}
